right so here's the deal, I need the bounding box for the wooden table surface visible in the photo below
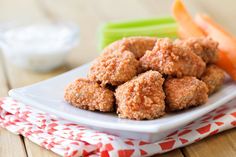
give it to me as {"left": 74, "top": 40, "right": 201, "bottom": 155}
{"left": 0, "top": 0, "right": 236, "bottom": 156}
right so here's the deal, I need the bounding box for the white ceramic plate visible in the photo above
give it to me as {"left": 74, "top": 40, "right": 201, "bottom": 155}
{"left": 9, "top": 62, "right": 236, "bottom": 142}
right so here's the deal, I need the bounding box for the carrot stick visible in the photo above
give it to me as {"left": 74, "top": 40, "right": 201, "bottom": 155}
{"left": 195, "top": 14, "right": 236, "bottom": 66}
{"left": 171, "top": 0, "right": 236, "bottom": 81}
{"left": 177, "top": 26, "right": 190, "bottom": 39}
{"left": 172, "top": 0, "right": 205, "bottom": 37}
{"left": 216, "top": 51, "right": 236, "bottom": 80}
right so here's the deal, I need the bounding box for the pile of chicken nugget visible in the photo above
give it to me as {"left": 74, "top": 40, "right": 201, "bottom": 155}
{"left": 64, "top": 37, "right": 225, "bottom": 120}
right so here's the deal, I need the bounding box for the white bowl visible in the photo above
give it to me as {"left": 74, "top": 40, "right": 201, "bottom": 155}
{"left": 0, "top": 23, "right": 79, "bottom": 72}
{"left": 9, "top": 62, "right": 236, "bottom": 142}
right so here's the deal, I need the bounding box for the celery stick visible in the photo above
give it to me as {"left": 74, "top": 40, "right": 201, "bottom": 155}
{"left": 103, "top": 23, "right": 177, "bottom": 37}
{"left": 104, "top": 16, "right": 175, "bottom": 29}
{"left": 99, "top": 23, "right": 178, "bottom": 49}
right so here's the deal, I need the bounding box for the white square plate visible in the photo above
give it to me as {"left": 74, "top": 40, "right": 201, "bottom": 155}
{"left": 9, "top": 62, "right": 236, "bottom": 142}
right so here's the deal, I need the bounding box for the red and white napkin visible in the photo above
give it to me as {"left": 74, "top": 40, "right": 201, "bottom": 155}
{"left": 0, "top": 97, "right": 236, "bottom": 157}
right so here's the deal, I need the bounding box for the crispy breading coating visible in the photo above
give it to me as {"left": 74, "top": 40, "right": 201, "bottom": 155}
{"left": 140, "top": 38, "right": 206, "bottom": 78}
{"left": 102, "top": 37, "right": 157, "bottom": 59}
{"left": 88, "top": 50, "right": 139, "bottom": 86}
{"left": 164, "top": 76, "right": 208, "bottom": 111}
{"left": 64, "top": 78, "right": 114, "bottom": 112}
{"left": 201, "top": 64, "right": 225, "bottom": 95}
{"left": 115, "top": 70, "right": 165, "bottom": 120}
{"left": 176, "top": 37, "right": 219, "bottom": 63}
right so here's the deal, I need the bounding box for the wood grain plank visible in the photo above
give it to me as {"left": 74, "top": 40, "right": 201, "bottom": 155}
{"left": 0, "top": 52, "right": 27, "bottom": 157}
{"left": 25, "top": 138, "right": 59, "bottom": 157}
{"left": 183, "top": 129, "right": 236, "bottom": 157}
{"left": 0, "top": 0, "right": 50, "bottom": 25}
{"left": 0, "top": 53, "right": 8, "bottom": 97}
{"left": 154, "top": 149, "right": 184, "bottom": 157}
{"left": 5, "top": 62, "right": 69, "bottom": 88}
{"left": 0, "top": 129, "right": 27, "bottom": 157}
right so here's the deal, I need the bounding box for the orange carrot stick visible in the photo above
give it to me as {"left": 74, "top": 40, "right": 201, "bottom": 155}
{"left": 171, "top": 0, "right": 236, "bottom": 81}
{"left": 195, "top": 14, "right": 236, "bottom": 66}
{"left": 172, "top": 0, "right": 205, "bottom": 37}
{"left": 177, "top": 26, "right": 190, "bottom": 39}
{"left": 216, "top": 51, "right": 236, "bottom": 80}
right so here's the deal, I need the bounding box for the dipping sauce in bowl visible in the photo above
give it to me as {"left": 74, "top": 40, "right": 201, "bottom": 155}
{"left": 0, "top": 23, "right": 79, "bottom": 72}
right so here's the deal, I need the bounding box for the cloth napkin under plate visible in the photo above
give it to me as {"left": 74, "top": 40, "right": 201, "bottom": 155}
{"left": 0, "top": 97, "right": 236, "bottom": 157}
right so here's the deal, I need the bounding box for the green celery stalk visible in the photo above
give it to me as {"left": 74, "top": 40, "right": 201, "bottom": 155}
{"left": 99, "top": 23, "right": 178, "bottom": 49}
{"left": 104, "top": 16, "right": 175, "bottom": 29}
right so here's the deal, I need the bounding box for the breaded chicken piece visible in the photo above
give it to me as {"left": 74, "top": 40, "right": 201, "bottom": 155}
{"left": 115, "top": 70, "right": 165, "bottom": 120}
{"left": 201, "top": 65, "right": 225, "bottom": 95}
{"left": 64, "top": 78, "right": 114, "bottom": 112}
{"left": 175, "top": 37, "right": 219, "bottom": 63}
{"left": 140, "top": 38, "right": 206, "bottom": 78}
{"left": 102, "top": 37, "right": 157, "bottom": 59}
{"left": 88, "top": 50, "right": 139, "bottom": 86}
{"left": 164, "top": 76, "right": 208, "bottom": 111}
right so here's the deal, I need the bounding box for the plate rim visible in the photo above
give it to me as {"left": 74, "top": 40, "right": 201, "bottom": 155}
{"left": 9, "top": 87, "right": 236, "bottom": 133}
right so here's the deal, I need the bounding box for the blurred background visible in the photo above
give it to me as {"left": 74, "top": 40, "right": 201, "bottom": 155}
{"left": 0, "top": 0, "right": 235, "bottom": 72}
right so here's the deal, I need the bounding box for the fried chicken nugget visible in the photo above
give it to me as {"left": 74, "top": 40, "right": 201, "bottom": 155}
{"left": 64, "top": 78, "right": 114, "bottom": 112}
{"left": 88, "top": 50, "right": 139, "bottom": 86}
{"left": 176, "top": 37, "right": 219, "bottom": 63}
{"left": 164, "top": 76, "right": 208, "bottom": 111}
{"left": 103, "top": 37, "right": 157, "bottom": 59}
{"left": 115, "top": 70, "right": 165, "bottom": 120}
{"left": 140, "top": 38, "right": 206, "bottom": 78}
{"left": 201, "top": 65, "right": 225, "bottom": 95}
